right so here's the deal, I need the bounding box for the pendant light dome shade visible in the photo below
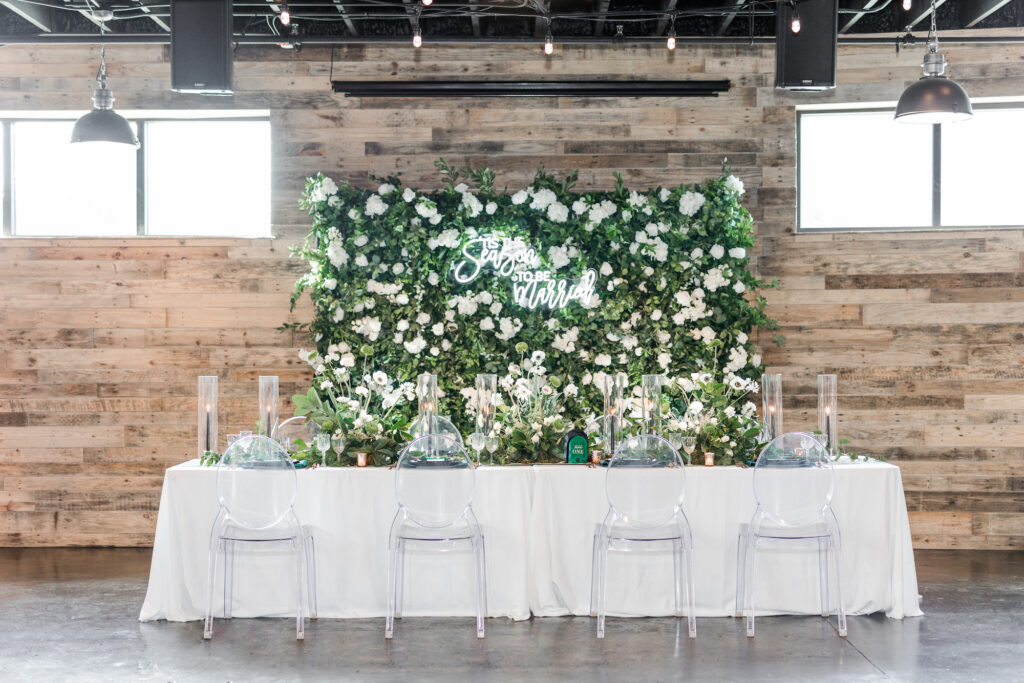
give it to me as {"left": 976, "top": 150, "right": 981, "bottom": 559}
{"left": 894, "top": 0, "right": 972, "bottom": 125}
{"left": 895, "top": 53, "right": 973, "bottom": 124}
{"left": 71, "top": 46, "right": 139, "bottom": 148}
{"left": 71, "top": 108, "right": 138, "bottom": 146}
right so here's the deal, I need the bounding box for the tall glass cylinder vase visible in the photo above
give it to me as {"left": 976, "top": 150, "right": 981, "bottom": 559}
{"left": 601, "top": 373, "right": 629, "bottom": 457}
{"left": 417, "top": 372, "right": 438, "bottom": 435}
{"left": 475, "top": 374, "right": 497, "bottom": 436}
{"left": 641, "top": 374, "right": 664, "bottom": 436}
{"left": 761, "top": 373, "right": 783, "bottom": 442}
{"left": 817, "top": 374, "right": 838, "bottom": 459}
{"left": 198, "top": 376, "right": 218, "bottom": 459}
{"left": 258, "top": 376, "right": 279, "bottom": 438}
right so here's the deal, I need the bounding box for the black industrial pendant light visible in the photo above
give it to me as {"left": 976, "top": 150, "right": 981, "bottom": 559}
{"left": 895, "top": 0, "right": 973, "bottom": 124}
{"left": 71, "top": 45, "right": 139, "bottom": 147}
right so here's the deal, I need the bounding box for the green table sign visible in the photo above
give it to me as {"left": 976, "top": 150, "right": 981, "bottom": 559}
{"left": 564, "top": 429, "right": 589, "bottom": 464}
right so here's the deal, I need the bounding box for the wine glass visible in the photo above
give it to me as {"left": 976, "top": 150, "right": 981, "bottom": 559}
{"left": 469, "top": 432, "right": 487, "bottom": 465}
{"left": 681, "top": 437, "right": 697, "bottom": 465}
{"left": 485, "top": 435, "right": 500, "bottom": 465}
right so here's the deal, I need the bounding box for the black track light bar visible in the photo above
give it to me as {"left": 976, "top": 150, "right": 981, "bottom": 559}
{"left": 331, "top": 79, "right": 731, "bottom": 98}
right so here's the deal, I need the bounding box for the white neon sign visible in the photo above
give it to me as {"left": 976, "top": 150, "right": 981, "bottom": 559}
{"left": 452, "top": 234, "right": 598, "bottom": 311}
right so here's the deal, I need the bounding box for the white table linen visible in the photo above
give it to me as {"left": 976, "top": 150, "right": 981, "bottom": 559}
{"left": 140, "top": 461, "right": 921, "bottom": 622}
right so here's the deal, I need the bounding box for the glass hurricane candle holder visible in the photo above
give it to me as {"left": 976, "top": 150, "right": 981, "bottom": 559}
{"left": 417, "top": 372, "right": 439, "bottom": 435}
{"left": 197, "top": 376, "right": 218, "bottom": 459}
{"left": 641, "top": 374, "right": 665, "bottom": 436}
{"left": 760, "top": 373, "right": 783, "bottom": 442}
{"left": 600, "top": 373, "right": 629, "bottom": 457}
{"left": 258, "top": 376, "right": 279, "bottom": 438}
{"left": 475, "top": 374, "right": 497, "bottom": 436}
{"left": 817, "top": 374, "right": 838, "bottom": 459}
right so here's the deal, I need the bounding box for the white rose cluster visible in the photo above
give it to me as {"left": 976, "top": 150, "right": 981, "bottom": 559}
{"left": 308, "top": 176, "right": 338, "bottom": 203}
{"left": 678, "top": 191, "right": 706, "bottom": 217}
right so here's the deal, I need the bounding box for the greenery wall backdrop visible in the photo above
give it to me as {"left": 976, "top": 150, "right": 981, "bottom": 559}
{"left": 288, "top": 161, "right": 777, "bottom": 465}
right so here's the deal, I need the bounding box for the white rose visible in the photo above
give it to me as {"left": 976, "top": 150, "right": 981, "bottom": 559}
{"left": 729, "top": 247, "right": 746, "bottom": 259}
{"left": 378, "top": 183, "right": 395, "bottom": 195}
{"left": 725, "top": 175, "right": 745, "bottom": 195}
{"left": 430, "top": 346, "right": 440, "bottom": 356}
{"left": 600, "top": 262, "right": 613, "bottom": 277}
{"left": 480, "top": 316, "right": 495, "bottom": 331}
{"left": 485, "top": 202, "right": 497, "bottom": 215}
{"left": 402, "top": 187, "right": 416, "bottom": 203}
{"left": 651, "top": 309, "right": 662, "bottom": 321}
{"left": 324, "top": 278, "right": 337, "bottom": 290}
{"left": 710, "top": 244, "right": 725, "bottom": 259}
{"left": 733, "top": 282, "right": 746, "bottom": 294}
{"left": 511, "top": 190, "right": 529, "bottom": 205}
{"left": 354, "top": 235, "right": 368, "bottom": 247}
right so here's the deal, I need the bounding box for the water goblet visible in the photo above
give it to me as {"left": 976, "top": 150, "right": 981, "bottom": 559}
{"left": 681, "top": 437, "right": 697, "bottom": 465}
{"left": 485, "top": 435, "right": 500, "bottom": 465}
{"left": 469, "top": 432, "right": 487, "bottom": 465}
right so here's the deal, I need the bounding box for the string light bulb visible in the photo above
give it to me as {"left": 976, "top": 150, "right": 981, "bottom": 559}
{"left": 422, "top": 0, "right": 432, "bottom": 5}
{"left": 667, "top": 28, "right": 676, "bottom": 51}
{"left": 902, "top": 0, "right": 912, "bottom": 9}
{"left": 543, "top": 30, "right": 554, "bottom": 55}
{"left": 280, "top": 1, "right": 290, "bottom": 26}
{"left": 412, "top": 27, "right": 422, "bottom": 48}
{"left": 790, "top": 2, "right": 801, "bottom": 34}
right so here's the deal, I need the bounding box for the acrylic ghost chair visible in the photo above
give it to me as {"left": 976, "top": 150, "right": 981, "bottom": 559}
{"left": 591, "top": 434, "right": 696, "bottom": 639}
{"left": 272, "top": 415, "right": 317, "bottom": 457}
{"left": 736, "top": 432, "right": 846, "bottom": 638}
{"left": 385, "top": 433, "right": 486, "bottom": 639}
{"left": 203, "top": 434, "right": 317, "bottom": 640}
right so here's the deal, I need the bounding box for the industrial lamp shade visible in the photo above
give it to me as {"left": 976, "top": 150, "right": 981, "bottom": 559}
{"left": 71, "top": 108, "right": 138, "bottom": 146}
{"left": 71, "top": 45, "right": 139, "bottom": 148}
{"left": 895, "top": 75, "right": 973, "bottom": 124}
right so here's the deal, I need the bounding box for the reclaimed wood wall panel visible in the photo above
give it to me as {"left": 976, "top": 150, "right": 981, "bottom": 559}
{"left": 0, "top": 33, "right": 1021, "bottom": 547}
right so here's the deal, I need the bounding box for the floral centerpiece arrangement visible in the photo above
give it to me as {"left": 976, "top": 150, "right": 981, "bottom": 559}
{"left": 666, "top": 362, "right": 763, "bottom": 466}
{"left": 461, "top": 343, "right": 576, "bottom": 464}
{"left": 291, "top": 344, "right": 414, "bottom": 466}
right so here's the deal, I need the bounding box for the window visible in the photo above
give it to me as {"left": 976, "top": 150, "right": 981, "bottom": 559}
{"left": 1, "top": 113, "right": 270, "bottom": 237}
{"left": 798, "top": 104, "right": 1024, "bottom": 231}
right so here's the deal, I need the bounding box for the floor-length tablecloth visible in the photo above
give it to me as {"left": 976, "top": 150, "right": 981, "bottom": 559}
{"left": 140, "top": 461, "right": 921, "bottom": 622}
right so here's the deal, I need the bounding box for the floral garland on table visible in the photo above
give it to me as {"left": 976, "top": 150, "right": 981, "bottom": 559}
{"left": 287, "top": 160, "right": 778, "bottom": 463}
{"left": 666, "top": 369, "right": 763, "bottom": 466}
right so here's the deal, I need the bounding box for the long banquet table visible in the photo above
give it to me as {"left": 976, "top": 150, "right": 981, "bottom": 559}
{"left": 140, "top": 461, "right": 922, "bottom": 623}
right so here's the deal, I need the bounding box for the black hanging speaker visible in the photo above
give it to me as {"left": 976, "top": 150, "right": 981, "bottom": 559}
{"left": 775, "top": 0, "right": 839, "bottom": 91}
{"left": 170, "top": 0, "right": 233, "bottom": 94}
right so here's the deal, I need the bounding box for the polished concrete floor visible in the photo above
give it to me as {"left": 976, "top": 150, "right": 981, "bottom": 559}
{"left": 0, "top": 548, "right": 1020, "bottom": 682}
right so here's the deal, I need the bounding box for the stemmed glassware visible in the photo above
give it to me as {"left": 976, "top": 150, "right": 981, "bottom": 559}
{"left": 667, "top": 433, "right": 697, "bottom": 465}
{"left": 485, "top": 435, "right": 500, "bottom": 465}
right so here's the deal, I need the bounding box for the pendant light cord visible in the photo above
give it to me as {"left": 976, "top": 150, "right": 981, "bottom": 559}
{"left": 928, "top": 0, "right": 938, "bottom": 54}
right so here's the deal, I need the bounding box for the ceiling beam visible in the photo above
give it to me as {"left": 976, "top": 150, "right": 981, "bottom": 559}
{"left": 906, "top": 0, "right": 949, "bottom": 30}
{"left": 593, "top": 0, "right": 610, "bottom": 37}
{"left": 470, "top": 3, "right": 481, "bottom": 38}
{"left": 715, "top": 0, "right": 746, "bottom": 37}
{"left": 0, "top": 0, "right": 54, "bottom": 32}
{"left": 960, "top": 0, "right": 1013, "bottom": 28}
{"left": 331, "top": 0, "right": 360, "bottom": 36}
{"left": 654, "top": 0, "right": 679, "bottom": 37}
{"left": 533, "top": 0, "right": 548, "bottom": 39}
{"left": 133, "top": 0, "right": 169, "bottom": 32}
{"left": 839, "top": 0, "right": 880, "bottom": 34}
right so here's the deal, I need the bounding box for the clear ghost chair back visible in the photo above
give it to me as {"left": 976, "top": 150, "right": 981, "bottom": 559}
{"left": 395, "top": 434, "right": 475, "bottom": 528}
{"left": 273, "top": 415, "right": 316, "bottom": 456}
{"left": 408, "top": 413, "right": 465, "bottom": 446}
{"left": 606, "top": 434, "right": 686, "bottom": 528}
{"left": 216, "top": 434, "right": 297, "bottom": 530}
{"left": 753, "top": 432, "right": 834, "bottom": 527}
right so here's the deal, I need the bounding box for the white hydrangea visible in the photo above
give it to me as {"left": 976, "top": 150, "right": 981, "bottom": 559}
{"left": 594, "top": 353, "right": 612, "bottom": 367}
{"left": 678, "top": 191, "right": 706, "bottom": 217}
{"left": 547, "top": 245, "right": 571, "bottom": 270}
{"left": 723, "top": 346, "right": 748, "bottom": 374}
{"left": 365, "top": 194, "right": 388, "bottom": 217}
{"left": 511, "top": 190, "right": 529, "bottom": 205}
{"left": 428, "top": 272, "right": 440, "bottom": 286}
{"left": 496, "top": 317, "right": 523, "bottom": 341}
{"left": 485, "top": 201, "right": 498, "bottom": 215}
{"left": 353, "top": 235, "right": 368, "bottom": 247}
{"left": 552, "top": 326, "right": 579, "bottom": 353}
{"left": 729, "top": 247, "right": 746, "bottom": 259}
{"left": 490, "top": 301, "right": 503, "bottom": 316}
{"left": 710, "top": 244, "right": 725, "bottom": 259}
{"left": 403, "top": 187, "right": 416, "bottom": 203}
{"left": 480, "top": 316, "right": 495, "bottom": 331}
{"left": 733, "top": 281, "right": 746, "bottom": 294}
{"left": 703, "top": 266, "right": 728, "bottom": 292}
{"left": 333, "top": 307, "right": 345, "bottom": 323}
{"left": 397, "top": 320, "right": 410, "bottom": 332}
{"left": 600, "top": 262, "right": 613, "bottom": 277}
{"left": 659, "top": 187, "right": 671, "bottom": 202}
{"left": 416, "top": 312, "right": 431, "bottom": 325}
{"left": 403, "top": 335, "right": 426, "bottom": 354}
{"left": 308, "top": 176, "right": 338, "bottom": 203}
{"left": 353, "top": 316, "right": 382, "bottom": 341}
{"left": 378, "top": 183, "right": 395, "bottom": 195}
{"left": 324, "top": 278, "right": 337, "bottom": 290}
{"left": 462, "top": 192, "right": 484, "bottom": 217}
{"left": 572, "top": 199, "right": 589, "bottom": 215}
{"left": 431, "top": 322, "right": 444, "bottom": 336}
{"left": 355, "top": 254, "right": 369, "bottom": 268}
{"left": 326, "top": 241, "right": 348, "bottom": 267}
{"left": 657, "top": 352, "right": 671, "bottom": 369}
{"left": 725, "top": 175, "right": 745, "bottom": 195}
{"left": 546, "top": 202, "right": 569, "bottom": 223}
{"left": 415, "top": 200, "right": 438, "bottom": 219}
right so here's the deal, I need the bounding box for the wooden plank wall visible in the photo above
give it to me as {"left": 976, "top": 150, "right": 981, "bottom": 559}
{"left": 0, "top": 34, "right": 1022, "bottom": 547}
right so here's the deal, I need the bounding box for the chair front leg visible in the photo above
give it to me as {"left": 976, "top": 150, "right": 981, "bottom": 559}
{"left": 589, "top": 533, "right": 599, "bottom": 617}
{"left": 678, "top": 511, "right": 696, "bottom": 638}
{"left": 817, "top": 537, "right": 829, "bottom": 618}
{"left": 223, "top": 539, "right": 234, "bottom": 620}
{"left": 305, "top": 535, "right": 318, "bottom": 620}
{"left": 735, "top": 531, "right": 746, "bottom": 618}
{"left": 293, "top": 538, "right": 305, "bottom": 640}
{"left": 473, "top": 535, "right": 487, "bottom": 639}
{"left": 203, "top": 511, "right": 227, "bottom": 640}
{"left": 744, "top": 535, "right": 758, "bottom": 637}
{"left": 828, "top": 509, "right": 847, "bottom": 637}
{"left": 395, "top": 538, "right": 405, "bottom": 619}
{"left": 385, "top": 513, "right": 403, "bottom": 640}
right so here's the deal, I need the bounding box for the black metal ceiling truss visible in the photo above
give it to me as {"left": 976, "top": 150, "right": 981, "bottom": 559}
{"left": 0, "top": 0, "right": 1022, "bottom": 43}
